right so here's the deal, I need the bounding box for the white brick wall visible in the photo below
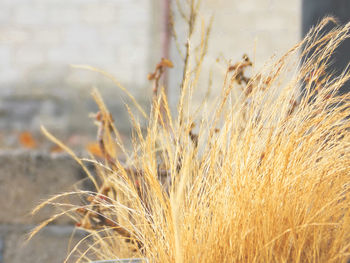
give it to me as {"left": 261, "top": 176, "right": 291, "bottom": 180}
{"left": 0, "top": 28, "right": 29, "bottom": 45}
{"left": 0, "top": 0, "right": 153, "bottom": 89}
{"left": 14, "top": 4, "right": 48, "bottom": 26}
{"left": 0, "top": 0, "right": 301, "bottom": 133}
{"left": 81, "top": 3, "right": 118, "bottom": 24}
{"left": 0, "top": 45, "right": 12, "bottom": 66}
{"left": 0, "top": 0, "right": 158, "bottom": 133}
{"left": 15, "top": 45, "right": 46, "bottom": 66}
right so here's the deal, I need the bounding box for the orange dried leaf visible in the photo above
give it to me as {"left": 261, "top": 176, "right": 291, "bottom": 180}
{"left": 87, "top": 195, "right": 95, "bottom": 202}
{"left": 19, "top": 131, "right": 37, "bottom": 149}
{"left": 147, "top": 72, "right": 156, "bottom": 80}
{"left": 50, "top": 144, "right": 63, "bottom": 153}
{"left": 76, "top": 208, "right": 88, "bottom": 215}
{"left": 160, "top": 58, "right": 173, "bottom": 68}
{"left": 86, "top": 142, "right": 103, "bottom": 158}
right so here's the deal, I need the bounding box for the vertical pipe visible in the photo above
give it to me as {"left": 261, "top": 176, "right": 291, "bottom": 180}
{"left": 162, "top": 0, "right": 172, "bottom": 94}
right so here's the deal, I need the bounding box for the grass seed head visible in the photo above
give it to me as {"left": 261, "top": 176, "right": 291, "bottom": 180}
{"left": 32, "top": 14, "right": 350, "bottom": 263}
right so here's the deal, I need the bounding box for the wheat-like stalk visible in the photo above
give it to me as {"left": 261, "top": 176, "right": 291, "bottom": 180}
{"left": 30, "top": 11, "right": 350, "bottom": 263}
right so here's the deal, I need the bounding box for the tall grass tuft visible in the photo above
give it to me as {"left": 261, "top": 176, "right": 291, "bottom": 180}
{"left": 31, "top": 16, "right": 350, "bottom": 263}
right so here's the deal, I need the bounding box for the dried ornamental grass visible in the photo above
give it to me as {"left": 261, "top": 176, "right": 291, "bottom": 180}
{"left": 31, "top": 18, "right": 350, "bottom": 263}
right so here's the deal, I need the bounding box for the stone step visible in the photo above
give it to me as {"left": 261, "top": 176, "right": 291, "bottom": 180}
{"left": 0, "top": 150, "right": 92, "bottom": 263}
{"left": 0, "top": 150, "right": 87, "bottom": 225}
{"left": 0, "top": 224, "right": 87, "bottom": 263}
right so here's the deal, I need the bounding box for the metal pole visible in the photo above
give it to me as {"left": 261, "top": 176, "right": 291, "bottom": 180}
{"left": 162, "top": 0, "right": 172, "bottom": 92}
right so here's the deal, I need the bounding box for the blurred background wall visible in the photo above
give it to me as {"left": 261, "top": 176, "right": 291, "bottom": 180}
{"left": 0, "top": 0, "right": 301, "bottom": 145}
{"left": 0, "top": 0, "right": 161, "bottom": 142}
{"left": 169, "top": 0, "right": 301, "bottom": 111}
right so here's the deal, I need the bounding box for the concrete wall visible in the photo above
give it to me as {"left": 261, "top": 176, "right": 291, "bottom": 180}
{"left": 0, "top": 0, "right": 160, "bottom": 136}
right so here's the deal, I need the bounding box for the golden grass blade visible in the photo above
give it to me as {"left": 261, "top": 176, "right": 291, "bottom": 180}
{"left": 41, "top": 126, "right": 98, "bottom": 189}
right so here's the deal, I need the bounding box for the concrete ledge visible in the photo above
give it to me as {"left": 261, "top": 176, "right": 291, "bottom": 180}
{"left": 0, "top": 224, "right": 87, "bottom": 263}
{"left": 0, "top": 150, "right": 86, "bottom": 224}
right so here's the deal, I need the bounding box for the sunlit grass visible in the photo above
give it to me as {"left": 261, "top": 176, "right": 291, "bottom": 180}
{"left": 31, "top": 16, "right": 350, "bottom": 263}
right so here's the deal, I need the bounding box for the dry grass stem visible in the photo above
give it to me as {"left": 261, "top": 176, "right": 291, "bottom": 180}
{"left": 31, "top": 13, "right": 350, "bottom": 263}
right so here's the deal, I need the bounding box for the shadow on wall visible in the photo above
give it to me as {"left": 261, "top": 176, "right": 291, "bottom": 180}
{"left": 302, "top": 0, "right": 350, "bottom": 94}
